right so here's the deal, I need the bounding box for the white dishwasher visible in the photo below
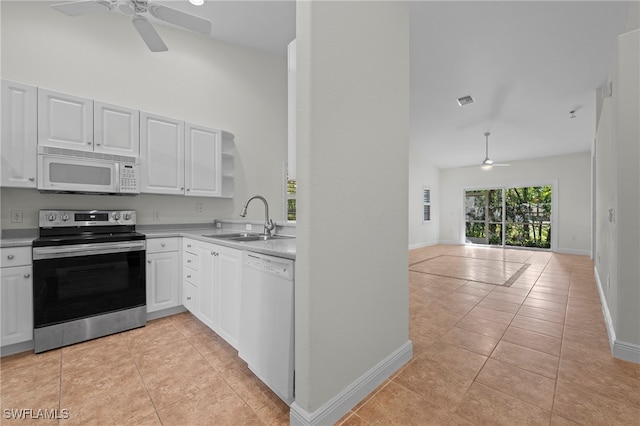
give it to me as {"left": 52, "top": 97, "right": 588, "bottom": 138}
{"left": 239, "top": 251, "right": 295, "bottom": 405}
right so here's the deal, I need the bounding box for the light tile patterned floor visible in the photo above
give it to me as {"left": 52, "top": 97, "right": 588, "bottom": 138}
{"left": 1, "top": 245, "right": 639, "bottom": 425}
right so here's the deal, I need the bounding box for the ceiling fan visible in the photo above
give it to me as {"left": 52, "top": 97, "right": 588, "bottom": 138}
{"left": 481, "top": 132, "right": 510, "bottom": 169}
{"left": 51, "top": 0, "right": 212, "bottom": 52}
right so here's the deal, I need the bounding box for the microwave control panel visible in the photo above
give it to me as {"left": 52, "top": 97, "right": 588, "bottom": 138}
{"left": 119, "top": 163, "right": 140, "bottom": 194}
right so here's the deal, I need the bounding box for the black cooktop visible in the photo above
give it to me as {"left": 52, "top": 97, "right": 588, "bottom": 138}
{"left": 33, "top": 231, "right": 146, "bottom": 247}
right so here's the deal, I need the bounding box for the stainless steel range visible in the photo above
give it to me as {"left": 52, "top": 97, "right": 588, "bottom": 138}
{"left": 32, "top": 210, "right": 146, "bottom": 353}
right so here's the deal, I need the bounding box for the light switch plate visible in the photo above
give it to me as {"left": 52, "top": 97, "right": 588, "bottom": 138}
{"left": 245, "top": 223, "right": 252, "bottom": 231}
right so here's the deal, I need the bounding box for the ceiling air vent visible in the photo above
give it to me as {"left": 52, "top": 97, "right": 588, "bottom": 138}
{"left": 457, "top": 95, "right": 475, "bottom": 106}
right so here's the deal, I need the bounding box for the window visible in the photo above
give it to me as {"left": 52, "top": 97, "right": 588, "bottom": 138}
{"left": 464, "top": 185, "right": 552, "bottom": 249}
{"left": 284, "top": 163, "right": 296, "bottom": 222}
{"left": 422, "top": 187, "right": 431, "bottom": 222}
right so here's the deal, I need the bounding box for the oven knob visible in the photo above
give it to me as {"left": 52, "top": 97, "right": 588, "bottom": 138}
{"left": 47, "top": 213, "right": 57, "bottom": 221}
{"left": 113, "top": 213, "right": 121, "bottom": 221}
{"left": 61, "top": 214, "right": 70, "bottom": 222}
{"left": 123, "top": 213, "right": 132, "bottom": 220}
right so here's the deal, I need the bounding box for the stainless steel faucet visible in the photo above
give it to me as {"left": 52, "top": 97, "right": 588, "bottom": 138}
{"left": 239, "top": 195, "right": 276, "bottom": 236}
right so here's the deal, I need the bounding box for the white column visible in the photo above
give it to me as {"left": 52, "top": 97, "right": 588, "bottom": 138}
{"left": 293, "top": 0, "right": 411, "bottom": 423}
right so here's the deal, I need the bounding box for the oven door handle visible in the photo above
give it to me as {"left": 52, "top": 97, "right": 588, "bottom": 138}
{"left": 33, "top": 241, "right": 146, "bottom": 260}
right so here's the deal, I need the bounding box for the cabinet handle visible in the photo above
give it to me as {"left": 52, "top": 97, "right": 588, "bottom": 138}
{"left": 24, "top": 273, "right": 30, "bottom": 279}
{"left": 87, "top": 141, "right": 92, "bottom": 145}
{"left": 187, "top": 188, "right": 191, "bottom": 192}
{"left": 148, "top": 260, "right": 152, "bottom": 264}
{"left": 187, "top": 259, "right": 191, "bottom": 263}
{"left": 96, "top": 143, "right": 101, "bottom": 146}
{"left": 187, "top": 274, "right": 191, "bottom": 278}
{"left": 187, "top": 244, "right": 192, "bottom": 248}
{"left": 7, "top": 255, "right": 14, "bottom": 260}
{"left": 187, "top": 296, "right": 191, "bottom": 300}
{"left": 29, "top": 177, "right": 35, "bottom": 181}
{"left": 161, "top": 243, "right": 166, "bottom": 247}
{"left": 180, "top": 187, "right": 184, "bottom": 190}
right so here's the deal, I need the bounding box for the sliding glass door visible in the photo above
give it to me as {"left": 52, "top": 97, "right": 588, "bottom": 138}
{"left": 465, "top": 185, "right": 552, "bottom": 249}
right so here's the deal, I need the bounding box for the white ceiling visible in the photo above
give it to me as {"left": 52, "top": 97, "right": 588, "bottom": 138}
{"left": 157, "top": 1, "right": 630, "bottom": 168}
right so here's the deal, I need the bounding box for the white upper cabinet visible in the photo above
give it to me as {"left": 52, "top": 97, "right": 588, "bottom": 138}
{"left": 140, "top": 112, "right": 185, "bottom": 195}
{"left": 141, "top": 114, "right": 234, "bottom": 198}
{"left": 1, "top": 80, "right": 37, "bottom": 188}
{"left": 38, "top": 88, "right": 93, "bottom": 150}
{"left": 185, "top": 123, "right": 221, "bottom": 197}
{"left": 94, "top": 101, "right": 140, "bottom": 156}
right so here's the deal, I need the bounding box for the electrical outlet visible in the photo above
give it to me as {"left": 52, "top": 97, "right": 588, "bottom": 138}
{"left": 196, "top": 203, "right": 203, "bottom": 214}
{"left": 245, "top": 223, "right": 252, "bottom": 231}
{"left": 607, "top": 275, "right": 611, "bottom": 287}
{"left": 11, "top": 210, "right": 23, "bottom": 223}
{"left": 216, "top": 222, "right": 221, "bottom": 229}
{"left": 152, "top": 210, "right": 160, "bottom": 221}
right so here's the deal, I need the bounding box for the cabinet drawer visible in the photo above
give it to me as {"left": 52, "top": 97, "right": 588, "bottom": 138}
{"left": 184, "top": 251, "right": 198, "bottom": 269}
{"left": 183, "top": 281, "right": 197, "bottom": 313}
{"left": 183, "top": 267, "right": 199, "bottom": 285}
{"left": 183, "top": 239, "right": 197, "bottom": 254}
{"left": 147, "top": 238, "right": 179, "bottom": 253}
{"left": 1, "top": 246, "right": 32, "bottom": 268}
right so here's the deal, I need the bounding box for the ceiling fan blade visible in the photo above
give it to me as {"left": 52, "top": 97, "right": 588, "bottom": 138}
{"left": 51, "top": 0, "right": 112, "bottom": 17}
{"left": 147, "top": 4, "right": 212, "bottom": 36}
{"left": 132, "top": 15, "right": 168, "bottom": 52}
{"left": 493, "top": 163, "right": 511, "bottom": 167}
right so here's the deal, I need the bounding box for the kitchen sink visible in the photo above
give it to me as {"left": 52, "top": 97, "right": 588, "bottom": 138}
{"left": 203, "top": 233, "right": 294, "bottom": 242}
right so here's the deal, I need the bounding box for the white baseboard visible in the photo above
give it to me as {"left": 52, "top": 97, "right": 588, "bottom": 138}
{"left": 438, "top": 239, "right": 462, "bottom": 246}
{"left": 594, "top": 266, "right": 640, "bottom": 364}
{"left": 612, "top": 340, "right": 640, "bottom": 363}
{"left": 555, "top": 247, "right": 591, "bottom": 256}
{"left": 290, "top": 340, "right": 413, "bottom": 426}
{"left": 408, "top": 241, "right": 438, "bottom": 250}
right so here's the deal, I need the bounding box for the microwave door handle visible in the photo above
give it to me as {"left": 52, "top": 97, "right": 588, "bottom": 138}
{"left": 114, "top": 162, "right": 120, "bottom": 193}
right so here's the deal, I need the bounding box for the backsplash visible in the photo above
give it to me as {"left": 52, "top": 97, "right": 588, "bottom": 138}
{"left": 0, "top": 188, "right": 236, "bottom": 230}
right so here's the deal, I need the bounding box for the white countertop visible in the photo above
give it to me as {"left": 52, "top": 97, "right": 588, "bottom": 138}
{"left": 1, "top": 226, "right": 296, "bottom": 260}
{"left": 144, "top": 228, "right": 296, "bottom": 260}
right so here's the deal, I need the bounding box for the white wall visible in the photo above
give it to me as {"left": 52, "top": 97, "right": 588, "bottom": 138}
{"left": 0, "top": 1, "right": 287, "bottom": 229}
{"left": 293, "top": 1, "right": 410, "bottom": 421}
{"left": 595, "top": 25, "right": 640, "bottom": 358}
{"left": 440, "top": 152, "right": 592, "bottom": 254}
{"left": 408, "top": 145, "right": 439, "bottom": 248}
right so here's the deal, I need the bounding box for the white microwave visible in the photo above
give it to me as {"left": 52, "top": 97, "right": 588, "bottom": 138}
{"left": 37, "top": 146, "right": 140, "bottom": 195}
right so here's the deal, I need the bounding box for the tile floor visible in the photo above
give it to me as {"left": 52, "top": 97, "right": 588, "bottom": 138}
{"left": 1, "top": 245, "right": 639, "bottom": 425}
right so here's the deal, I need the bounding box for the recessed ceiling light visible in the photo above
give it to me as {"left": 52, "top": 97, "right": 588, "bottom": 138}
{"left": 457, "top": 95, "right": 475, "bottom": 106}
{"left": 189, "top": 0, "right": 204, "bottom": 5}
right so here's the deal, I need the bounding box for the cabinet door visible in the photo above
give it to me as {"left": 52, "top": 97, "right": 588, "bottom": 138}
{"left": 38, "top": 88, "right": 93, "bottom": 150}
{"left": 215, "top": 245, "right": 242, "bottom": 349}
{"left": 1, "top": 80, "right": 37, "bottom": 188}
{"left": 196, "top": 243, "right": 217, "bottom": 330}
{"left": 140, "top": 112, "right": 184, "bottom": 195}
{"left": 1, "top": 265, "right": 33, "bottom": 346}
{"left": 146, "top": 251, "right": 180, "bottom": 313}
{"left": 94, "top": 101, "right": 140, "bottom": 156}
{"left": 185, "top": 123, "right": 221, "bottom": 197}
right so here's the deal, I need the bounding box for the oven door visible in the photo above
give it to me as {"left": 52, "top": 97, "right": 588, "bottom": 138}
{"left": 33, "top": 241, "right": 146, "bottom": 328}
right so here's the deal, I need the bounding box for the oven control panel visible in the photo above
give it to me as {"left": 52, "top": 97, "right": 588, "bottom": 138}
{"left": 39, "top": 210, "right": 137, "bottom": 227}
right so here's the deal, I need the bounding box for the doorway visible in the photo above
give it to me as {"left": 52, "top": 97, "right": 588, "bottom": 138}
{"left": 465, "top": 185, "right": 552, "bottom": 249}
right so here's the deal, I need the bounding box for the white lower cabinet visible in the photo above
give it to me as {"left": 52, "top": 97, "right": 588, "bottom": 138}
{"left": 146, "top": 238, "right": 180, "bottom": 313}
{"left": 1, "top": 248, "right": 33, "bottom": 347}
{"left": 182, "top": 238, "right": 242, "bottom": 349}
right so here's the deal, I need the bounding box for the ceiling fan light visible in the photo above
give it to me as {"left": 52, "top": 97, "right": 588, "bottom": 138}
{"left": 189, "top": 0, "right": 204, "bottom": 5}
{"left": 117, "top": 1, "right": 135, "bottom": 16}
{"left": 481, "top": 164, "right": 493, "bottom": 170}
